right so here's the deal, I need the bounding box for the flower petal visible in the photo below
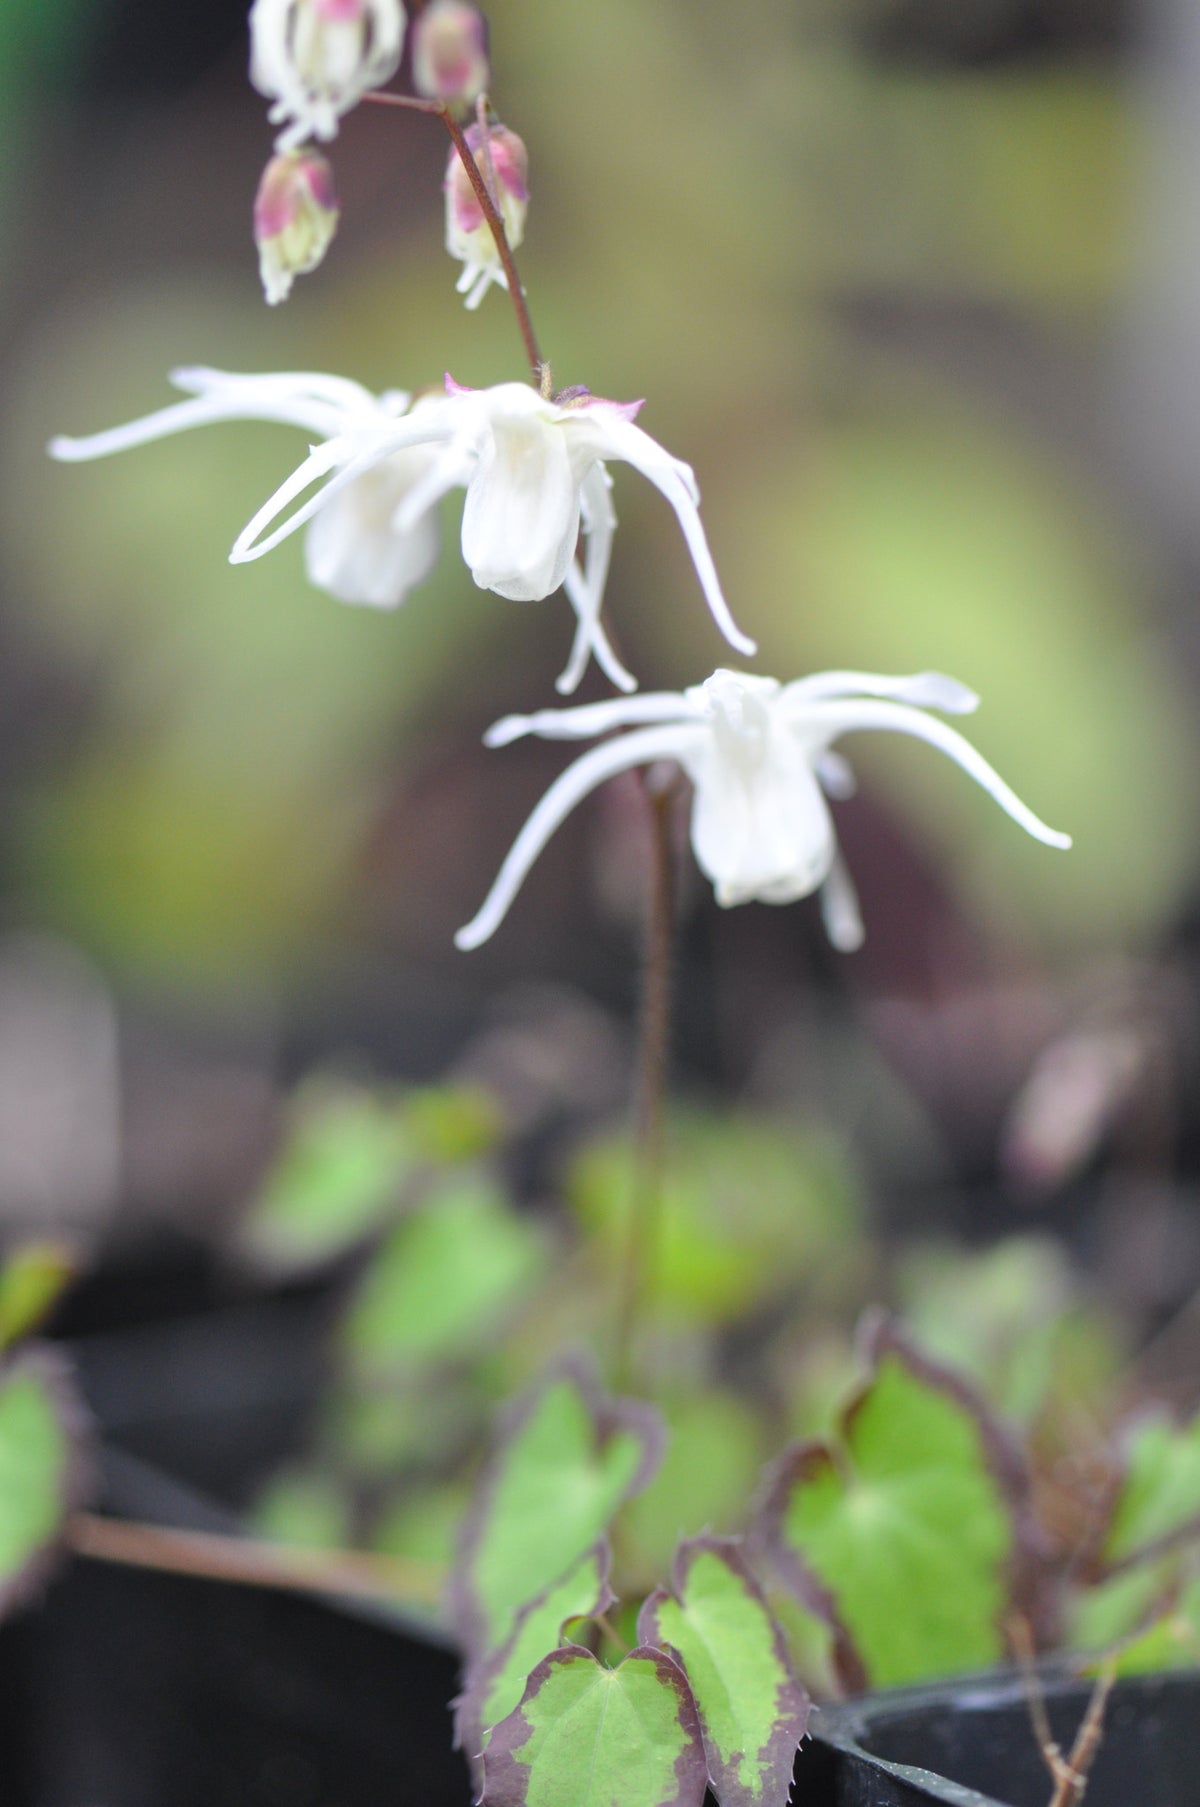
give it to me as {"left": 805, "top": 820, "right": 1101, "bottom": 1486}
{"left": 304, "top": 453, "right": 441, "bottom": 606}
{"left": 802, "top": 699, "right": 1072, "bottom": 849}
{"left": 171, "top": 365, "right": 386, "bottom": 416}
{"left": 578, "top": 411, "right": 757, "bottom": 658}
{"left": 229, "top": 436, "right": 355, "bottom": 562}
{"left": 484, "top": 692, "right": 700, "bottom": 749}
{"left": 455, "top": 724, "right": 702, "bottom": 949}
{"left": 685, "top": 729, "right": 837, "bottom": 908}
{"left": 816, "top": 750, "right": 856, "bottom": 799}
{"left": 49, "top": 381, "right": 341, "bottom": 462}
{"left": 461, "top": 409, "right": 579, "bottom": 600}
{"left": 819, "top": 853, "right": 865, "bottom": 950}
{"left": 230, "top": 410, "right": 453, "bottom": 562}
{"left": 389, "top": 436, "right": 475, "bottom": 535}
{"left": 558, "top": 463, "right": 634, "bottom": 694}
{"left": 782, "top": 670, "right": 979, "bottom": 714}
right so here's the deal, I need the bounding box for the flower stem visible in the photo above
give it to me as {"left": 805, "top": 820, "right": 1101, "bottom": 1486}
{"left": 66, "top": 1511, "right": 443, "bottom": 1609}
{"left": 361, "top": 90, "right": 545, "bottom": 386}
{"left": 438, "top": 101, "right": 545, "bottom": 385}
{"left": 614, "top": 770, "right": 678, "bottom": 1392}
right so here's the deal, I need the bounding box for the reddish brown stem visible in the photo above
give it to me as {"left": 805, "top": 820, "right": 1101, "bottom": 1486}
{"left": 614, "top": 772, "right": 677, "bottom": 1391}
{"left": 362, "top": 90, "right": 545, "bottom": 386}
{"left": 437, "top": 102, "right": 544, "bottom": 384}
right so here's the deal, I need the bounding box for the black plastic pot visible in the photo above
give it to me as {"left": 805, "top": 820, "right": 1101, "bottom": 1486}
{"left": 808, "top": 1667, "right": 1197, "bottom": 1807}
{"left": 0, "top": 1555, "right": 469, "bottom": 1807}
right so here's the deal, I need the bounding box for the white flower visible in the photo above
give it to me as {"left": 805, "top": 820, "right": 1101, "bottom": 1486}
{"left": 50, "top": 373, "right": 753, "bottom": 694}
{"left": 228, "top": 377, "right": 756, "bottom": 692}
{"left": 249, "top": 0, "right": 407, "bottom": 151}
{"left": 454, "top": 667, "right": 1071, "bottom": 951}
{"left": 49, "top": 367, "right": 442, "bottom": 612}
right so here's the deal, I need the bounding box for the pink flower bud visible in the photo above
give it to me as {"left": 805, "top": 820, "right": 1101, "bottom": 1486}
{"left": 253, "top": 148, "right": 340, "bottom": 305}
{"left": 411, "top": 1, "right": 489, "bottom": 113}
{"left": 444, "top": 121, "right": 528, "bottom": 309}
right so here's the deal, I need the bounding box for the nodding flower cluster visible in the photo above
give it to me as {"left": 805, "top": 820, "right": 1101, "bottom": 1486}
{"left": 51, "top": 3, "right": 1071, "bottom": 956}
{"left": 247, "top": 0, "right": 500, "bottom": 307}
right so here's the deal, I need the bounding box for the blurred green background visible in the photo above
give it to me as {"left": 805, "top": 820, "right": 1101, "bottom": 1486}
{"left": 0, "top": 0, "right": 1197, "bottom": 1256}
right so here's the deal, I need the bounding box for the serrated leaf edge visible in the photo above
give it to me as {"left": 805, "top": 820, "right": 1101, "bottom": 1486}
{"left": 638, "top": 1534, "right": 811, "bottom": 1807}
{"left": 480, "top": 1643, "right": 708, "bottom": 1807}
{"left": 451, "top": 1353, "right": 664, "bottom": 1662}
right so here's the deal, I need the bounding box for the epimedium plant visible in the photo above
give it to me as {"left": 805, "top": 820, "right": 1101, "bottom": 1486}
{"left": 9, "top": 3, "right": 1200, "bottom": 1806}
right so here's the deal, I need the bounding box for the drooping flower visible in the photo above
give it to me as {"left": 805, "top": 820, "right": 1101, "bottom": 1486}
{"left": 47, "top": 369, "right": 674, "bottom": 690}
{"left": 249, "top": 0, "right": 407, "bottom": 151}
{"left": 454, "top": 668, "right": 1071, "bottom": 950}
{"left": 49, "top": 368, "right": 442, "bottom": 611}
{"left": 227, "top": 377, "right": 756, "bottom": 688}
{"left": 253, "top": 147, "right": 340, "bottom": 304}
{"left": 412, "top": 0, "right": 489, "bottom": 113}
{"left": 444, "top": 122, "right": 529, "bottom": 311}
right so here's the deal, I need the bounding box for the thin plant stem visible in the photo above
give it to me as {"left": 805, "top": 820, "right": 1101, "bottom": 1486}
{"left": 66, "top": 1511, "right": 444, "bottom": 1610}
{"left": 1008, "top": 1614, "right": 1116, "bottom": 1807}
{"left": 362, "top": 90, "right": 545, "bottom": 386}
{"left": 614, "top": 770, "right": 678, "bottom": 1392}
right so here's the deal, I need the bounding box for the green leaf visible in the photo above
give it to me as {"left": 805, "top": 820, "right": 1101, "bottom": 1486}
{"left": 1068, "top": 1563, "right": 1174, "bottom": 1659}
{"left": 405, "top": 1083, "right": 503, "bottom": 1164}
{"left": 0, "top": 1243, "right": 78, "bottom": 1351}
{"left": 481, "top": 1646, "right": 708, "bottom": 1807}
{"left": 454, "top": 1364, "right": 664, "bottom": 1661}
{"left": 897, "top": 1237, "right": 1086, "bottom": 1423}
{"left": 1068, "top": 1410, "right": 1200, "bottom": 1658}
{"left": 1098, "top": 1573, "right": 1200, "bottom": 1674}
{"left": 569, "top": 1113, "right": 858, "bottom": 1328}
{"left": 373, "top": 1482, "right": 467, "bottom": 1569}
{"left": 761, "top": 1324, "right": 1018, "bottom": 1688}
{"left": 340, "top": 1175, "right": 548, "bottom": 1374}
{"left": 638, "top": 1537, "right": 809, "bottom": 1807}
{"left": 1104, "top": 1415, "right": 1200, "bottom": 1563}
{"left": 457, "top": 1544, "right": 613, "bottom": 1779}
{"left": 242, "top": 1080, "right": 418, "bottom": 1271}
{"left": 620, "top": 1392, "right": 765, "bottom": 1583}
{"left": 251, "top": 1470, "right": 352, "bottom": 1550}
{"left": 0, "top": 1352, "right": 88, "bottom": 1615}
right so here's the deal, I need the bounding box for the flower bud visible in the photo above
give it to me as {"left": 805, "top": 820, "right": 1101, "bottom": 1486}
{"left": 249, "top": 0, "right": 407, "bottom": 150}
{"left": 254, "top": 148, "right": 340, "bottom": 304}
{"left": 411, "top": 2, "right": 489, "bottom": 114}
{"left": 444, "top": 121, "right": 528, "bottom": 310}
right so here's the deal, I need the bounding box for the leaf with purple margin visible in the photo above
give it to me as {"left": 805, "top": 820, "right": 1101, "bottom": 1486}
{"left": 638, "top": 1537, "right": 809, "bottom": 1807}
{"left": 0, "top": 1349, "right": 91, "bottom": 1620}
{"left": 453, "top": 1360, "right": 663, "bottom": 1662}
{"left": 759, "top": 1320, "right": 1023, "bottom": 1689}
{"left": 481, "top": 1645, "right": 708, "bottom": 1807}
{"left": 456, "top": 1542, "right": 614, "bottom": 1783}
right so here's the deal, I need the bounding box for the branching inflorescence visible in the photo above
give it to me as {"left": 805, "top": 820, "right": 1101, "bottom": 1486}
{"left": 46, "top": 14, "right": 1077, "bottom": 1805}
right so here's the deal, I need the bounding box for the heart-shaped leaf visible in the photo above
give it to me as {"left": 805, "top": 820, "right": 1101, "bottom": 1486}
{"left": 453, "top": 1362, "right": 663, "bottom": 1662}
{"left": 760, "top": 1322, "right": 1021, "bottom": 1688}
{"left": 457, "top": 1542, "right": 613, "bottom": 1781}
{"left": 341, "top": 1174, "right": 547, "bottom": 1375}
{"left": 639, "top": 1537, "right": 809, "bottom": 1807}
{"left": 481, "top": 1645, "right": 707, "bottom": 1807}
